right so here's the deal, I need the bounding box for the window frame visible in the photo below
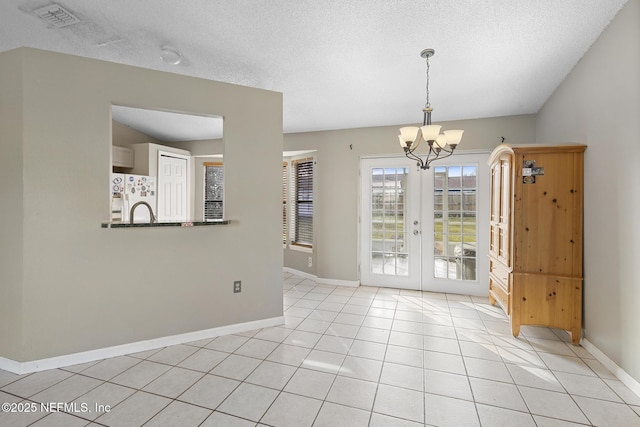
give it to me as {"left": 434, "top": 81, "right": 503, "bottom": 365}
{"left": 203, "top": 161, "right": 224, "bottom": 221}
{"left": 289, "top": 156, "right": 314, "bottom": 251}
{"left": 282, "top": 161, "right": 288, "bottom": 247}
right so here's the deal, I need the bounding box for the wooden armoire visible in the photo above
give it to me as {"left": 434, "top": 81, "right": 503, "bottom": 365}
{"left": 488, "top": 143, "right": 586, "bottom": 345}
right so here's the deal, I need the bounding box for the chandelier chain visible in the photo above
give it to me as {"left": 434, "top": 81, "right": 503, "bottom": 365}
{"left": 425, "top": 54, "right": 431, "bottom": 109}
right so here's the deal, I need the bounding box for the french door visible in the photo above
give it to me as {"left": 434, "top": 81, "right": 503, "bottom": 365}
{"left": 360, "top": 153, "right": 489, "bottom": 295}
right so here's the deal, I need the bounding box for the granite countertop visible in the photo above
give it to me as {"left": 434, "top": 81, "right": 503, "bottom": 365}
{"left": 101, "top": 220, "right": 230, "bottom": 228}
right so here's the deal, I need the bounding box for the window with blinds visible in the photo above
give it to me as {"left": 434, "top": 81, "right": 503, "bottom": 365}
{"left": 282, "top": 162, "right": 288, "bottom": 245}
{"left": 291, "top": 158, "right": 313, "bottom": 247}
{"left": 204, "top": 162, "right": 224, "bottom": 220}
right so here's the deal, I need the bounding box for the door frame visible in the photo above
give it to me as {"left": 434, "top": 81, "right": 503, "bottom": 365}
{"left": 359, "top": 151, "right": 490, "bottom": 295}
{"left": 157, "top": 151, "right": 191, "bottom": 221}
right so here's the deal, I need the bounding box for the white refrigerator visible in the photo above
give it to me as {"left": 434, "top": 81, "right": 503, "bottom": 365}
{"left": 111, "top": 173, "right": 157, "bottom": 222}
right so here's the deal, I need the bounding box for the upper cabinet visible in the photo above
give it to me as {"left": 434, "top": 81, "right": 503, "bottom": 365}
{"left": 112, "top": 146, "right": 134, "bottom": 168}
{"left": 488, "top": 143, "right": 586, "bottom": 345}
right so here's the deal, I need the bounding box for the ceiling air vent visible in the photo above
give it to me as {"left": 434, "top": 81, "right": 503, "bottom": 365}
{"left": 34, "top": 3, "right": 80, "bottom": 28}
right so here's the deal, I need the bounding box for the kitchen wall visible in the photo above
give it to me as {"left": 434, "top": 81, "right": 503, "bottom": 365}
{"left": 169, "top": 139, "right": 320, "bottom": 269}
{"left": 536, "top": 0, "right": 640, "bottom": 385}
{"left": 129, "top": 142, "right": 192, "bottom": 178}
{"left": 163, "top": 139, "right": 225, "bottom": 222}
{"left": 282, "top": 114, "right": 536, "bottom": 283}
{"left": 113, "top": 134, "right": 225, "bottom": 222}
{"left": 168, "top": 138, "right": 224, "bottom": 157}
{"left": 0, "top": 47, "right": 283, "bottom": 364}
{"left": 112, "top": 120, "right": 161, "bottom": 147}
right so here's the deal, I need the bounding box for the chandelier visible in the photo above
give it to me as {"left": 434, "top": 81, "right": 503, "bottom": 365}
{"left": 398, "top": 48, "right": 463, "bottom": 170}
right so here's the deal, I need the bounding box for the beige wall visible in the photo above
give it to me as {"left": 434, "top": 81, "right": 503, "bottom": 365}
{"left": 0, "top": 49, "right": 24, "bottom": 361}
{"left": 112, "top": 120, "right": 161, "bottom": 147}
{"left": 536, "top": 0, "right": 640, "bottom": 383}
{"left": 167, "top": 138, "right": 224, "bottom": 157}
{"left": 283, "top": 115, "right": 536, "bottom": 281}
{"left": 1, "top": 47, "right": 283, "bottom": 362}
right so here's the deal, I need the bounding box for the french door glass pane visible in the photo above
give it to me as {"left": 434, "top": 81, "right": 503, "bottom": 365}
{"left": 370, "top": 167, "right": 408, "bottom": 276}
{"left": 433, "top": 165, "right": 478, "bottom": 281}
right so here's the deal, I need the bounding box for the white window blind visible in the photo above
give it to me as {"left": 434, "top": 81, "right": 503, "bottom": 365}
{"left": 291, "top": 158, "right": 313, "bottom": 247}
{"left": 204, "top": 162, "right": 224, "bottom": 220}
{"left": 282, "top": 161, "right": 288, "bottom": 245}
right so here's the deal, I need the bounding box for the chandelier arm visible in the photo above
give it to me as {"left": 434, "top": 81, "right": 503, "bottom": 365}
{"left": 424, "top": 146, "right": 456, "bottom": 169}
{"left": 423, "top": 144, "right": 440, "bottom": 169}
{"left": 410, "top": 143, "right": 437, "bottom": 170}
{"left": 404, "top": 147, "right": 426, "bottom": 169}
{"left": 436, "top": 145, "right": 454, "bottom": 155}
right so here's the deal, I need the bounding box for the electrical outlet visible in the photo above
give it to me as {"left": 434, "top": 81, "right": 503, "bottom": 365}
{"left": 233, "top": 280, "right": 241, "bottom": 293}
{"left": 308, "top": 257, "right": 312, "bottom": 268}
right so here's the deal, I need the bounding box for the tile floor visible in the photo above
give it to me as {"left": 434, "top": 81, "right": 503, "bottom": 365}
{"left": 1, "top": 271, "right": 640, "bottom": 426}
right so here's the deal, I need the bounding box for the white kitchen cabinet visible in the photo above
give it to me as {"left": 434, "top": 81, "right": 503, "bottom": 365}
{"left": 112, "top": 146, "right": 134, "bottom": 168}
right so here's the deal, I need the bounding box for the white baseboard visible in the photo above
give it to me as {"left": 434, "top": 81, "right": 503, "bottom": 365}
{"left": 582, "top": 338, "right": 640, "bottom": 399}
{"left": 316, "top": 277, "right": 360, "bottom": 288}
{"left": 0, "top": 316, "right": 284, "bottom": 375}
{"left": 284, "top": 267, "right": 360, "bottom": 288}
{"left": 283, "top": 267, "right": 317, "bottom": 281}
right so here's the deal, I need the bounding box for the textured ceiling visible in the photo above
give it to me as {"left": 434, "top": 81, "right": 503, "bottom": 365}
{"left": 0, "top": 0, "right": 629, "bottom": 139}
{"left": 111, "top": 106, "right": 223, "bottom": 142}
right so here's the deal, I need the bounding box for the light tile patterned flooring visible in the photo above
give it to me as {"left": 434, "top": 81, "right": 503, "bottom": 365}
{"left": 1, "top": 271, "right": 640, "bottom": 426}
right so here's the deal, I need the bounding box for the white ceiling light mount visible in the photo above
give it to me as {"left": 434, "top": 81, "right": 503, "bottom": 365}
{"left": 160, "top": 45, "right": 182, "bottom": 65}
{"left": 398, "top": 48, "right": 463, "bottom": 170}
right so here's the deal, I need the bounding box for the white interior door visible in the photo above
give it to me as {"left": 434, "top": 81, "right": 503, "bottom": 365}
{"left": 360, "top": 153, "right": 489, "bottom": 295}
{"left": 157, "top": 153, "right": 189, "bottom": 222}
